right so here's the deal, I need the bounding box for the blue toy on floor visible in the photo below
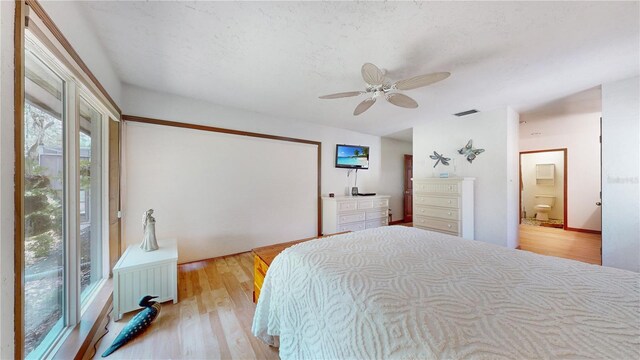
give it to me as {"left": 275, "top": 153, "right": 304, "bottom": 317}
{"left": 102, "top": 295, "right": 161, "bottom": 357}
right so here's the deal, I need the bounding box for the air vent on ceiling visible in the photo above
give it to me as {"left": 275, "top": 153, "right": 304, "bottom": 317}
{"left": 453, "top": 109, "right": 479, "bottom": 117}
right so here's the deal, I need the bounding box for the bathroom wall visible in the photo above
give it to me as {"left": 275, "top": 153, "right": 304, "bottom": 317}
{"left": 520, "top": 151, "right": 565, "bottom": 221}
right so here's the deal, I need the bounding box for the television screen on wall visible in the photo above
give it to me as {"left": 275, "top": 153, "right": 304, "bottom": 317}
{"left": 335, "top": 144, "right": 369, "bottom": 169}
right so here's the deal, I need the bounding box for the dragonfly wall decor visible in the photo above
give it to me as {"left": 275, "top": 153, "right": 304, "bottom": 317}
{"left": 429, "top": 151, "right": 451, "bottom": 168}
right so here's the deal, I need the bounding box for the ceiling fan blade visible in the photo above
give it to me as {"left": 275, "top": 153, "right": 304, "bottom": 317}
{"left": 361, "top": 63, "right": 385, "bottom": 85}
{"left": 394, "top": 72, "right": 450, "bottom": 91}
{"left": 386, "top": 93, "right": 418, "bottom": 108}
{"left": 318, "top": 91, "right": 363, "bottom": 99}
{"left": 353, "top": 97, "right": 376, "bottom": 116}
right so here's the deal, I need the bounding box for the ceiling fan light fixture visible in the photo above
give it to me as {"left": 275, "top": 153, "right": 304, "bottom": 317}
{"left": 320, "top": 63, "right": 451, "bottom": 116}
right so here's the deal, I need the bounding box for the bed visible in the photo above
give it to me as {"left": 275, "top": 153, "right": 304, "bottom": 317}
{"left": 251, "top": 226, "right": 639, "bottom": 359}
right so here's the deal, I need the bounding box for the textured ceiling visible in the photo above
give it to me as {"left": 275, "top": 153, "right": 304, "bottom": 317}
{"left": 78, "top": 1, "right": 639, "bottom": 141}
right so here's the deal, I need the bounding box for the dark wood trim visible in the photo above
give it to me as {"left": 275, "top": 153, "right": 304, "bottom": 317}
{"left": 24, "top": 0, "right": 122, "bottom": 115}
{"left": 14, "top": 1, "right": 26, "bottom": 358}
{"left": 519, "top": 148, "right": 568, "bottom": 231}
{"left": 389, "top": 220, "right": 405, "bottom": 225}
{"left": 122, "top": 115, "right": 321, "bottom": 146}
{"left": 519, "top": 148, "right": 568, "bottom": 155}
{"left": 317, "top": 142, "right": 322, "bottom": 237}
{"left": 566, "top": 227, "right": 602, "bottom": 235}
{"left": 122, "top": 114, "right": 323, "bottom": 236}
{"left": 52, "top": 281, "right": 113, "bottom": 360}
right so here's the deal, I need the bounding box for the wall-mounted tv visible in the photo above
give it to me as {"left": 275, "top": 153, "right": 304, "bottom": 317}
{"left": 335, "top": 144, "right": 369, "bottom": 169}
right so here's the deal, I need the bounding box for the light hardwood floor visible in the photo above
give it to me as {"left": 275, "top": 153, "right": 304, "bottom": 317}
{"left": 91, "top": 252, "right": 279, "bottom": 359}
{"left": 518, "top": 224, "right": 602, "bottom": 265}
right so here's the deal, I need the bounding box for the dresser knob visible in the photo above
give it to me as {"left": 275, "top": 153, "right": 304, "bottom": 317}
{"left": 447, "top": 224, "right": 452, "bottom": 228}
{"left": 447, "top": 212, "right": 452, "bottom": 215}
{"left": 447, "top": 200, "right": 452, "bottom": 204}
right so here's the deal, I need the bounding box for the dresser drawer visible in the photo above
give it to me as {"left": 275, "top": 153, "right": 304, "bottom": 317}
{"left": 254, "top": 267, "right": 265, "bottom": 289}
{"left": 339, "top": 222, "right": 366, "bottom": 232}
{"left": 414, "top": 182, "right": 460, "bottom": 194}
{"left": 337, "top": 200, "right": 358, "bottom": 211}
{"left": 374, "top": 198, "right": 389, "bottom": 208}
{"left": 254, "top": 255, "right": 268, "bottom": 276}
{"left": 357, "top": 199, "right": 374, "bottom": 209}
{"left": 366, "top": 218, "right": 388, "bottom": 229}
{"left": 414, "top": 195, "right": 459, "bottom": 209}
{"left": 338, "top": 212, "right": 366, "bottom": 224}
{"left": 414, "top": 206, "right": 460, "bottom": 220}
{"left": 366, "top": 209, "right": 388, "bottom": 220}
{"left": 414, "top": 216, "right": 460, "bottom": 234}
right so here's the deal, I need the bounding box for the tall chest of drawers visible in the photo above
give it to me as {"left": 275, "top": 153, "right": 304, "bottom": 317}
{"left": 413, "top": 178, "right": 475, "bottom": 239}
{"left": 321, "top": 195, "right": 390, "bottom": 235}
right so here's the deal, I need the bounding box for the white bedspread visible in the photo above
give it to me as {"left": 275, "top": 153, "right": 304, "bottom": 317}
{"left": 252, "top": 226, "right": 639, "bottom": 359}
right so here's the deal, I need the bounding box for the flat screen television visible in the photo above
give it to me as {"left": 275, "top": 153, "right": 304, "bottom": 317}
{"left": 335, "top": 144, "right": 369, "bottom": 169}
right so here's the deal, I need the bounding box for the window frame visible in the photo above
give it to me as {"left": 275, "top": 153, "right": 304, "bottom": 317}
{"left": 23, "top": 31, "right": 114, "bottom": 360}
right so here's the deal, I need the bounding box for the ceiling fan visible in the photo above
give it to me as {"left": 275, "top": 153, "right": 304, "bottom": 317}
{"left": 319, "top": 63, "right": 450, "bottom": 116}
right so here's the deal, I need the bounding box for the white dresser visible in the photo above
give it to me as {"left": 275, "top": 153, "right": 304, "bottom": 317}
{"left": 322, "top": 195, "right": 390, "bottom": 234}
{"left": 112, "top": 238, "right": 178, "bottom": 320}
{"left": 413, "top": 178, "right": 475, "bottom": 239}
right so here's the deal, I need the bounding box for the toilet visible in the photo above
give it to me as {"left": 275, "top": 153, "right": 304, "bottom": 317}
{"left": 534, "top": 195, "right": 555, "bottom": 221}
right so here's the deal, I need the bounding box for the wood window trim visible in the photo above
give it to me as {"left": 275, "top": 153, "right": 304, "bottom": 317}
{"left": 24, "top": 0, "right": 122, "bottom": 116}
{"left": 51, "top": 281, "right": 113, "bottom": 360}
{"left": 122, "top": 114, "right": 324, "bottom": 237}
{"left": 14, "top": 1, "right": 26, "bottom": 359}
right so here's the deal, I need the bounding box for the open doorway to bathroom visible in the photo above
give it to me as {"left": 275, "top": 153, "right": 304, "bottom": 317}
{"left": 519, "top": 149, "right": 567, "bottom": 230}
{"left": 517, "top": 87, "right": 601, "bottom": 265}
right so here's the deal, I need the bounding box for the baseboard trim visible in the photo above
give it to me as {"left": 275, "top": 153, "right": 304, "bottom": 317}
{"left": 389, "top": 219, "right": 405, "bottom": 225}
{"left": 566, "top": 227, "right": 602, "bottom": 235}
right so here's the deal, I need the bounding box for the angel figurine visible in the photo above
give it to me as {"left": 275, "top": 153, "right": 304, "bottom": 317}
{"left": 140, "top": 209, "right": 159, "bottom": 252}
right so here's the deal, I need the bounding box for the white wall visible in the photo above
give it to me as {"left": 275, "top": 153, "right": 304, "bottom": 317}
{"left": 380, "top": 137, "right": 412, "bottom": 222}
{"left": 413, "top": 107, "right": 520, "bottom": 248}
{"left": 123, "top": 122, "right": 318, "bottom": 263}
{"left": 521, "top": 151, "right": 565, "bottom": 220}
{"left": 121, "top": 85, "right": 413, "bottom": 255}
{"left": 520, "top": 112, "right": 601, "bottom": 230}
{"left": 601, "top": 76, "right": 639, "bottom": 272}
{"left": 39, "top": 0, "right": 122, "bottom": 105}
{"left": 0, "top": 1, "right": 15, "bottom": 358}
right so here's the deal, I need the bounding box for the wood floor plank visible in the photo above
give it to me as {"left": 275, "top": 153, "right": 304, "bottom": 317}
{"left": 215, "top": 257, "right": 230, "bottom": 274}
{"left": 205, "top": 259, "right": 225, "bottom": 291}
{"left": 211, "top": 287, "right": 257, "bottom": 359}
{"left": 225, "top": 255, "right": 250, "bottom": 283}
{"left": 208, "top": 308, "right": 233, "bottom": 359}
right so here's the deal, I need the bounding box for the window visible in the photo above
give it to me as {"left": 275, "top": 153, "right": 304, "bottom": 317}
{"left": 23, "top": 50, "right": 65, "bottom": 357}
{"left": 79, "top": 98, "right": 103, "bottom": 299}
{"left": 22, "top": 34, "right": 114, "bottom": 359}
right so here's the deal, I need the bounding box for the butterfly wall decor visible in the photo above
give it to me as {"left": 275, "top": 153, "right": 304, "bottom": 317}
{"left": 429, "top": 151, "right": 451, "bottom": 168}
{"left": 458, "top": 139, "right": 485, "bottom": 163}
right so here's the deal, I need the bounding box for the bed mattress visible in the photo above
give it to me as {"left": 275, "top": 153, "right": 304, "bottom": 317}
{"left": 252, "top": 226, "right": 639, "bottom": 359}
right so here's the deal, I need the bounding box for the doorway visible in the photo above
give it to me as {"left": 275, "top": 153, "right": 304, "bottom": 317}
{"left": 403, "top": 154, "right": 413, "bottom": 223}
{"left": 519, "top": 149, "right": 567, "bottom": 229}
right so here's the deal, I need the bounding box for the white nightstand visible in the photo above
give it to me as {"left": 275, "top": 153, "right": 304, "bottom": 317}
{"left": 112, "top": 238, "right": 178, "bottom": 321}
